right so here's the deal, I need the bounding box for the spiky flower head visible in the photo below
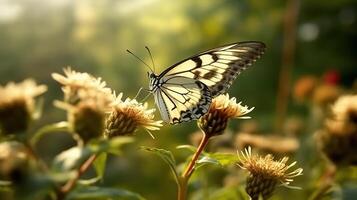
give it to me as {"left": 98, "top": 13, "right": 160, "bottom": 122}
{"left": 53, "top": 68, "right": 112, "bottom": 143}
{"left": 0, "top": 141, "right": 30, "bottom": 183}
{"left": 52, "top": 67, "right": 112, "bottom": 105}
{"left": 0, "top": 79, "right": 47, "bottom": 134}
{"left": 316, "top": 95, "right": 357, "bottom": 166}
{"left": 238, "top": 147, "right": 303, "bottom": 200}
{"left": 198, "top": 94, "right": 254, "bottom": 137}
{"left": 105, "top": 93, "right": 162, "bottom": 138}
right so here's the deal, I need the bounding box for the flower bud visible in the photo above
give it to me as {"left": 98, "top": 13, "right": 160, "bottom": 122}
{"left": 0, "top": 141, "right": 30, "bottom": 183}
{"left": 238, "top": 147, "right": 303, "bottom": 200}
{"left": 104, "top": 94, "right": 162, "bottom": 138}
{"left": 0, "top": 79, "right": 46, "bottom": 135}
{"left": 198, "top": 94, "right": 253, "bottom": 137}
{"left": 69, "top": 101, "right": 105, "bottom": 143}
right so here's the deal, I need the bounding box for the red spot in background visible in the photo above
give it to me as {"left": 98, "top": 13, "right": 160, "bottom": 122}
{"left": 323, "top": 69, "right": 340, "bottom": 85}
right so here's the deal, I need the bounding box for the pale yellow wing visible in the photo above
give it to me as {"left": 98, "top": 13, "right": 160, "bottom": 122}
{"left": 160, "top": 41, "right": 265, "bottom": 97}
{"left": 153, "top": 76, "right": 211, "bottom": 124}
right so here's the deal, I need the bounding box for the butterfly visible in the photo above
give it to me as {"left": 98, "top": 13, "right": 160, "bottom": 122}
{"left": 146, "top": 41, "right": 266, "bottom": 124}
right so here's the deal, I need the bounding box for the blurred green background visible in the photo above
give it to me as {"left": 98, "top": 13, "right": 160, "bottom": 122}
{"left": 0, "top": 0, "right": 356, "bottom": 199}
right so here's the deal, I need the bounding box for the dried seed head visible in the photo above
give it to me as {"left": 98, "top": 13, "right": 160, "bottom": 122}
{"left": 238, "top": 147, "right": 303, "bottom": 200}
{"left": 0, "top": 141, "right": 30, "bottom": 183}
{"left": 0, "top": 79, "right": 47, "bottom": 134}
{"left": 316, "top": 95, "right": 357, "bottom": 166}
{"left": 52, "top": 67, "right": 112, "bottom": 105}
{"left": 105, "top": 93, "right": 162, "bottom": 138}
{"left": 198, "top": 94, "right": 253, "bottom": 137}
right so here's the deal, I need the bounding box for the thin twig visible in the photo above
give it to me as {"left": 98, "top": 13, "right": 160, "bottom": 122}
{"left": 57, "top": 154, "right": 98, "bottom": 199}
{"left": 275, "top": 0, "right": 300, "bottom": 133}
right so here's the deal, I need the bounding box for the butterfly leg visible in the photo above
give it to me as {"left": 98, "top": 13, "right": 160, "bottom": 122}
{"left": 134, "top": 87, "right": 153, "bottom": 102}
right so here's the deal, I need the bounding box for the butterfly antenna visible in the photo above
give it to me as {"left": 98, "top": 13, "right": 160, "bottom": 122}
{"left": 126, "top": 49, "right": 154, "bottom": 73}
{"left": 145, "top": 46, "right": 156, "bottom": 73}
{"left": 134, "top": 87, "right": 151, "bottom": 100}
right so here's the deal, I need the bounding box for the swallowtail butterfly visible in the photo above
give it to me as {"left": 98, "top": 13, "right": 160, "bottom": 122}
{"left": 147, "top": 41, "right": 265, "bottom": 124}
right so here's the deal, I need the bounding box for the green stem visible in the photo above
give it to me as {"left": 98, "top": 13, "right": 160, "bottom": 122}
{"left": 178, "top": 133, "right": 210, "bottom": 200}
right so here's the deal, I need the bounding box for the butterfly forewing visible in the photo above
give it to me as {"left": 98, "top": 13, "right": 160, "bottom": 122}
{"left": 152, "top": 41, "right": 265, "bottom": 124}
{"left": 162, "top": 41, "right": 266, "bottom": 97}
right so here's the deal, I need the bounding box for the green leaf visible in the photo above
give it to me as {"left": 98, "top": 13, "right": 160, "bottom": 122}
{"left": 206, "top": 152, "right": 239, "bottom": 167}
{"left": 30, "top": 121, "right": 69, "bottom": 146}
{"left": 53, "top": 137, "right": 133, "bottom": 173}
{"left": 77, "top": 176, "right": 102, "bottom": 186}
{"left": 180, "top": 147, "right": 239, "bottom": 171}
{"left": 66, "top": 186, "right": 146, "bottom": 200}
{"left": 196, "top": 156, "right": 221, "bottom": 169}
{"left": 53, "top": 146, "right": 92, "bottom": 172}
{"left": 93, "top": 152, "right": 107, "bottom": 180}
{"left": 195, "top": 152, "right": 239, "bottom": 170}
{"left": 88, "top": 136, "right": 134, "bottom": 155}
{"left": 176, "top": 144, "right": 197, "bottom": 153}
{"left": 0, "top": 180, "right": 12, "bottom": 192}
{"left": 140, "top": 146, "right": 180, "bottom": 186}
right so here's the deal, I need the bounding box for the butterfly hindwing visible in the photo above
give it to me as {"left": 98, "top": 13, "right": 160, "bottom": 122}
{"left": 153, "top": 76, "right": 211, "bottom": 124}
{"left": 161, "top": 41, "right": 266, "bottom": 97}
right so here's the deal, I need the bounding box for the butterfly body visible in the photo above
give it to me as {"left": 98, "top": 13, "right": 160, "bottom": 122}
{"left": 148, "top": 41, "right": 266, "bottom": 124}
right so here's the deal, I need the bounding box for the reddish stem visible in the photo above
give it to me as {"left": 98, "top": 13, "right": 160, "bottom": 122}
{"left": 58, "top": 154, "right": 97, "bottom": 198}
{"left": 178, "top": 133, "right": 210, "bottom": 200}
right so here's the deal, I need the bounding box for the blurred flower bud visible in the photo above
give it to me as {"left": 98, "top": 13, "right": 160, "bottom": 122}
{"left": 316, "top": 95, "right": 357, "bottom": 166}
{"left": 293, "top": 75, "right": 318, "bottom": 103}
{"left": 312, "top": 84, "right": 341, "bottom": 107}
{"left": 323, "top": 70, "right": 340, "bottom": 85}
{"left": 53, "top": 68, "right": 113, "bottom": 143}
{"left": 0, "top": 141, "right": 30, "bottom": 183}
{"left": 0, "top": 79, "right": 47, "bottom": 135}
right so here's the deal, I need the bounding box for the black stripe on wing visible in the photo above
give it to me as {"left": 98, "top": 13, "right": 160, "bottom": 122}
{"left": 158, "top": 41, "right": 266, "bottom": 97}
{"left": 160, "top": 81, "right": 211, "bottom": 124}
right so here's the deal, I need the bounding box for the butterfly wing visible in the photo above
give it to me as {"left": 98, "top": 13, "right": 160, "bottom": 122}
{"left": 153, "top": 76, "right": 211, "bottom": 124}
{"left": 159, "top": 41, "right": 266, "bottom": 97}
